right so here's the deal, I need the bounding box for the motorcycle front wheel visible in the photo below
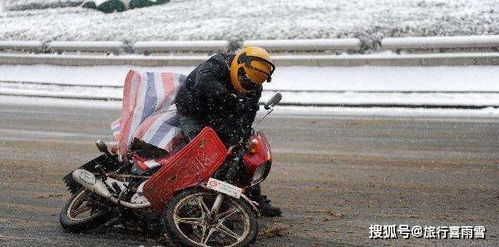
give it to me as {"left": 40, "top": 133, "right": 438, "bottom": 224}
{"left": 59, "top": 189, "right": 113, "bottom": 233}
{"left": 162, "top": 188, "right": 258, "bottom": 247}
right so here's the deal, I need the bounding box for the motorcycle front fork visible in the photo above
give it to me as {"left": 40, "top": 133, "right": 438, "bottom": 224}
{"left": 210, "top": 193, "right": 225, "bottom": 216}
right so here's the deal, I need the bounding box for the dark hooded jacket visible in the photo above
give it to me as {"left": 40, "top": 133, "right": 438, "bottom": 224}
{"left": 175, "top": 53, "right": 262, "bottom": 146}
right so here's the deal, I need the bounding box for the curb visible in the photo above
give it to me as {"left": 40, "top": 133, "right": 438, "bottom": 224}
{"left": 1, "top": 92, "right": 497, "bottom": 109}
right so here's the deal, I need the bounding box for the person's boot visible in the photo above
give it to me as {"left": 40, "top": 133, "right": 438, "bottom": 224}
{"left": 245, "top": 185, "right": 282, "bottom": 217}
{"left": 257, "top": 195, "right": 282, "bottom": 217}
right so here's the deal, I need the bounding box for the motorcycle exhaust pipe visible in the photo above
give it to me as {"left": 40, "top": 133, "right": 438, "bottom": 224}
{"left": 72, "top": 169, "right": 150, "bottom": 209}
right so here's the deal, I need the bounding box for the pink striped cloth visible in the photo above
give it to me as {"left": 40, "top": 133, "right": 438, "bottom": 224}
{"left": 111, "top": 70, "right": 186, "bottom": 154}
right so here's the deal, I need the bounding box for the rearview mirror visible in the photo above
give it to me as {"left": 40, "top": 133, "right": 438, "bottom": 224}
{"left": 264, "top": 93, "right": 282, "bottom": 110}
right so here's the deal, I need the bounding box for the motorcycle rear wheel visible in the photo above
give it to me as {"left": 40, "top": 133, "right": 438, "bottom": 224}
{"left": 59, "top": 189, "right": 113, "bottom": 233}
{"left": 162, "top": 188, "right": 258, "bottom": 247}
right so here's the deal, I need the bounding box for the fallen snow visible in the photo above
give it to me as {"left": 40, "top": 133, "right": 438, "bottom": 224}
{"left": 272, "top": 106, "right": 499, "bottom": 119}
{"left": 264, "top": 92, "right": 499, "bottom": 106}
{"left": 0, "top": 64, "right": 195, "bottom": 85}
{"left": 6, "top": 0, "right": 83, "bottom": 11}
{"left": 0, "top": 0, "right": 497, "bottom": 52}
{"left": 0, "top": 64, "right": 498, "bottom": 91}
{"left": 1, "top": 95, "right": 499, "bottom": 119}
{"left": 1, "top": 64, "right": 498, "bottom": 108}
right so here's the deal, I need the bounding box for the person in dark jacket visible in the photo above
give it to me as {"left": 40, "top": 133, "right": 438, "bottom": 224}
{"left": 175, "top": 46, "right": 281, "bottom": 217}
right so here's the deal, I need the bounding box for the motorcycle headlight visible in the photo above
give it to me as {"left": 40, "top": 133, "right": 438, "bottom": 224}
{"left": 251, "top": 161, "right": 271, "bottom": 186}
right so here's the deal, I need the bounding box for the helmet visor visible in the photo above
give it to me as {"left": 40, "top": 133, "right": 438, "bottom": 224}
{"left": 238, "top": 53, "right": 275, "bottom": 83}
{"left": 238, "top": 68, "right": 260, "bottom": 92}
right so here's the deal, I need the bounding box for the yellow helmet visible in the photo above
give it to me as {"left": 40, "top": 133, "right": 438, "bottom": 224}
{"left": 230, "top": 47, "right": 275, "bottom": 94}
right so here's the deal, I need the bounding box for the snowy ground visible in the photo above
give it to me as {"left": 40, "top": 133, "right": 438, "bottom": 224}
{"left": 5, "top": 0, "right": 82, "bottom": 11}
{"left": 2, "top": 95, "right": 499, "bottom": 119}
{"left": 0, "top": 64, "right": 498, "bottom": 109}
{"left": 0, "top": 1, "right": 7, "bottom": 12}
{"left": 1, "top": 64, "right": 498, "bottom": 91}
{"left": 0, "top": 0, "right": 497, "bottom": 52}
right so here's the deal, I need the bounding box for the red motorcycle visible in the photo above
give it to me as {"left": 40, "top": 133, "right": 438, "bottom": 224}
{"left": 60, "top": 93, "right": 282, "bottom": 247}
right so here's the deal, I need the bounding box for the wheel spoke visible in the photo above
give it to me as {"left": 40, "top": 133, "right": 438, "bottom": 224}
{"left": 218, "top": 207, "right": 239, "bottom": 222}
{"left": 197, "top": 197, "right": 210, "bottom": 216}
{"left": 201, "top": 227, "right": 216, "bottom": 245}
{"left": 216, "top": 224, "right": 242, "bottom": 240}
{"left": 174, "top": 216, "right": 204, "bottom": 226}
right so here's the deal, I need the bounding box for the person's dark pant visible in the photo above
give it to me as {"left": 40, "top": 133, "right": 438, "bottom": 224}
{"left": 244, "top": 183, "right": 262, "bottom": 201}
{"left": 178, "top": 114, "right": 204, "bottom": 141}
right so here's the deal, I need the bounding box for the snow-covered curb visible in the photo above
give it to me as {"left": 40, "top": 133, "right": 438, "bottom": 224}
{"left": 1, "top": 64, "right": 498, "bottom": 91}
{"left": 2, "top": 82, "right": 499, "bottom": 108}
{"left": 1, "top": 64, "right": 498, "bottom": 109}
{"left": 2, "top": 95, "right": 499, "bottom": 119}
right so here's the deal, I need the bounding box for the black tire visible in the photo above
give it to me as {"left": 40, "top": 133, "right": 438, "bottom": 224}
{"left": 59, "top": 189, "right": 113, "bottom": 233}
{"left": 162, "top": 188, "right": 258, "bottom": 247}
